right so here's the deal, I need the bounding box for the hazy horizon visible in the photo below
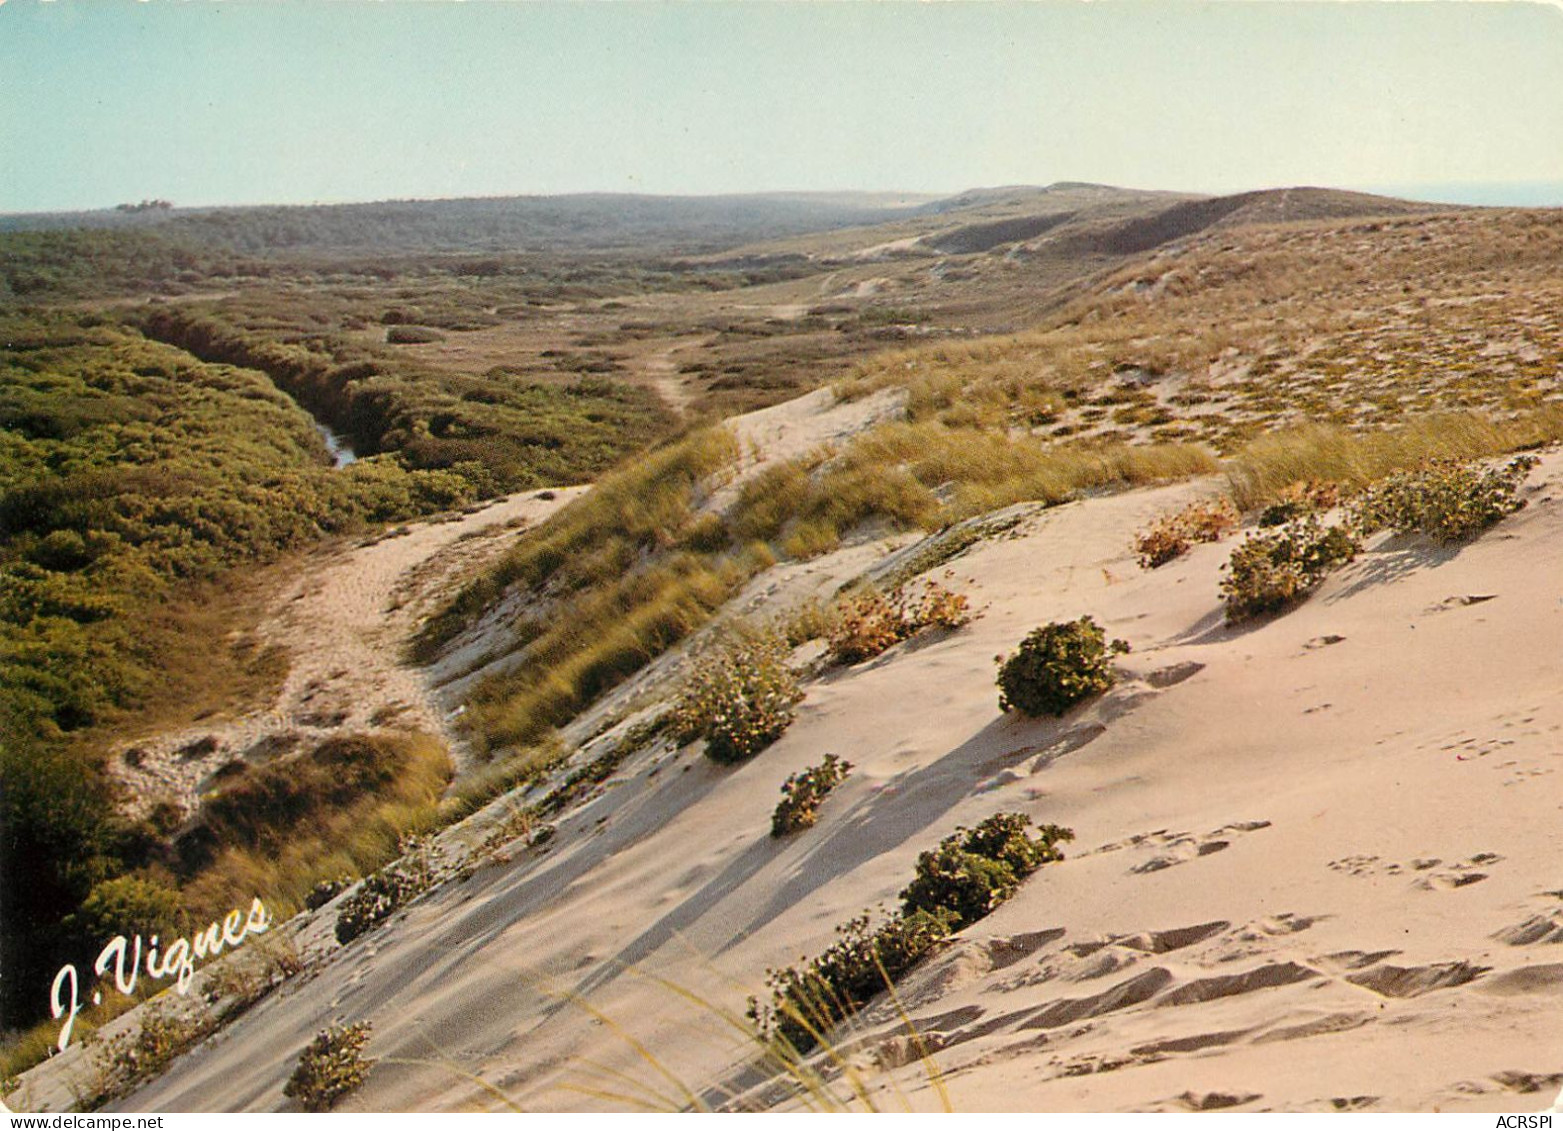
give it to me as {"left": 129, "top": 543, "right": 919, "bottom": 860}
{"left": 3, "top": 1, "right": 1562, "bottom": 215}
{"left": 5, "top": 180, "right": 1563, "bottom": 224}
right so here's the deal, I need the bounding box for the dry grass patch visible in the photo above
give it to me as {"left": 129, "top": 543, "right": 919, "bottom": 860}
{"left": 465, "top": 549, "right": 767, "bottom": 755}
{"left": 1226, "top": 410, "right": 1563, "bottom": 510}
{"left": 411, "top": 427, "right": 740, "bottom": 661}
{"left": 178, "top": 731, "right": 451, "bottom": 919}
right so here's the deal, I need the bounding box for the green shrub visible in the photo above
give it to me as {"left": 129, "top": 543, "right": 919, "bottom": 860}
{"left": 1350, "top": 455, "right": 1537, "bottom": 543}
{"left": 996, "top": 617, "right": 1129, "bottom": 717}
{"left": 750, "top": 810, "right": 1072, "bottom": 1053}
{"left": 334, "top": 838, "right": 434, "bottom": 945}
{"left": 1257, "top": 479, "right": 1342, "bottom": 527}
{"left": 283, "top": 1022, "right": 374, "bottom": 1112}
{"left": 304, "top": 875, "right": 353, "bottom": 912}
{"left": 771, "top": 754, "right": 853, "bottom": 837}
{"left": 900, "top": 814, "right": 1073, "bottom": 928}
{"left": 669, "top": 629, "right": 802, "bottom": 765}
{"left": 69, "top": 876, "right": 185, "bottom": 949}
{"left": 1220, "top": 514, "right": 1361, "bottom": 623}
{"left": 749, "top": 908, "right": 956, "bottom": 1054}
{"left": 88, "top": 1003, "right": 208, "bottom": 1104}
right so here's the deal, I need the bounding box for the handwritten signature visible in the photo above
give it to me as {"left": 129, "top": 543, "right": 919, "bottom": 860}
{"left": 49, "top": 896, "right": 272, "bottom": 1052}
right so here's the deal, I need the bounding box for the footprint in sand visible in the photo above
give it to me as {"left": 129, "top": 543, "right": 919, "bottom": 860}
{"left": 1169, "top": 1090, "right": 1263, "bottom": 1111}
{"left": 1492, "top": 891, "right": 1563, "bottom": 945}
{"left": 1115, "top": 820, "right": 1271, "bottom": 875}
{"left": 1328, "top": 852, "right": 1500, "bottom": 889}
{"left": 1447, "top": 1071, "right": 1563, "bottom": 1100}
{"left": 1425, "top": 593, "right": 1499, "bottom": 614}
{"left": 1142, "top": 660, "right": 1205, "bottom": 689}
{"left": 1346, "top": 959, "right": 1489, "bottom": 998}
{"left": 1414, "top": 853, "right": 1503, "bottom": 890}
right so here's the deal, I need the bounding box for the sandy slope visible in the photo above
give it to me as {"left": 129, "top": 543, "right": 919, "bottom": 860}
{"left": 38, "top": 439, "right": 1553, "bottom": 1114}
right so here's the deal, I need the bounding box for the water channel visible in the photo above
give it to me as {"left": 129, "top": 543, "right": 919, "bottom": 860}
{"left": 315, "top": 421, "right": 358, "bottom": 468}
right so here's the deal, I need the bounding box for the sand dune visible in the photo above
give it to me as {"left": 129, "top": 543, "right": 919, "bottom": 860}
{"left": 17, "top": 400, "right": 1563, "bottom": 1114}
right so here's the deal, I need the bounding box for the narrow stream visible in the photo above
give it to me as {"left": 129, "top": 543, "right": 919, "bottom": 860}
{"left": 314, "top": 421, "right": 358, "bottom": 468}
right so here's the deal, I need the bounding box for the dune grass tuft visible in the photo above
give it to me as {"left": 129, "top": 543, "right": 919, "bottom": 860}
{"left": 1225, "top": 409, "right": 1563, "bottom": 511}
{"left": 178, "top": 731, "right": 452, "bottom": 919}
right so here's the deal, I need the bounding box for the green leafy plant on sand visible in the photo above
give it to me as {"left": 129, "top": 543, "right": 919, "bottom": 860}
{"left": 1219, "top": 513, "right": 1361, "bottom": 623}
{"left": 771, "top": 755, "right": 854, "bottom": 837}
{"left": 900, "top": 813, "right": 1073, "bottom": 928}
{"left": 284, "top": 1022, "right": 375, "bottom": 1112}
{"left": 85, "top": 1004, "right": 207, "bottom": 1107}
{"left": 334, "top": 836, "right": 435, "bottom": 945}
{"left": 1349, "top": 455, "right": 1538, "bottom": 543}
{"left": 304, "top": 875, "right": 354, "bottom": 911}
{"left": 670, "top": 628, "right": 803, "bottom": 765}
{"left": 996, "top": 616, "right": 1129, "bottom": 717}
{"left": 750, "top": 813, "right": 1072, "bottom": 1053}
{"left": 1256, "top": 478, "right": 1343, "bottom": 527}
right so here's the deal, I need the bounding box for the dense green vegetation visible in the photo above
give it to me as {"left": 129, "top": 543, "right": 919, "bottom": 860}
{"left": 0, "top": 229, "right": 254, "bottom": 300}
{"left": 0, "top": 193, "right": 917, "bottom": 258}
{"left": 0, "top": 310, "right": 475, "bottom": 1028}
{"left": 139, "top": 306, "right": 673, "bottom": 493}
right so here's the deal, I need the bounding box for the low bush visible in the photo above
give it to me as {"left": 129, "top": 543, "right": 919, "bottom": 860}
{"left": 824, "top": 591, "right": 904, "bottom": 664}
{"left": 334, "top": 837, "right": 435, "bottom": 945}
{"left": 1133, "top": 496, "right": 1239, "bottom": 568}
{"left": 1219, "top": 514, "right": 1361, "bottom": 623}
{"left": 304, "top": 876, "right": 353, "bottom": 912}
{"left": 1350, "top": 455, "right": 1537, "bottom": 543}
{"left": 284, "top": 1022, "right": 374, "bottom": 1112}
{"left": 771, "top": 755, "right": 853, "bottom": 837}
{"left": 749, "top": 909, "right": 957, "bottom": 1054}
{"left": 68, "top": 876, "right": 185, "bottom": 951}
{"left": 824, "top": 579, "right": 972, "bottom": 665}
{"left": 900, "top": 813, "right": 1074, "bottom": 928}
{"left": 87, "top": 1004, "right": 207, "bottom": 1105}
{"left": 669, "top": 628, "right": 802, "bottom": 765}
{"left": 1257, "top": 479, "right": 1343, "bottom": 527}
{"left": 750, "top": 811, "right": 1071, "bottom": 1053}
{"left": 996, "top": 617, "right": 1129, "bottom": 717}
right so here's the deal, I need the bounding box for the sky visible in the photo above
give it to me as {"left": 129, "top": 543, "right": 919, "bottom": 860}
{"left": 2, "top": 0, "right": 1562, "bottom": 214}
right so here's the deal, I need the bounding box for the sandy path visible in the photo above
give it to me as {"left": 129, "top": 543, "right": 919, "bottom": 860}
{"left": 110, "top": 488, "right": 586, "bottom": 814}
{"left": 635, "top": 346, "right": 695, "bottom": 417}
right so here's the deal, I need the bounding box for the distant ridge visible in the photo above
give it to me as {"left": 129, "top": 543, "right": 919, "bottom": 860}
{"left": 1040, "top": 186, "right": 1442, "bottom": 259}
{"left": 0, "top": 192, "right": 941, "bottom": 257}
